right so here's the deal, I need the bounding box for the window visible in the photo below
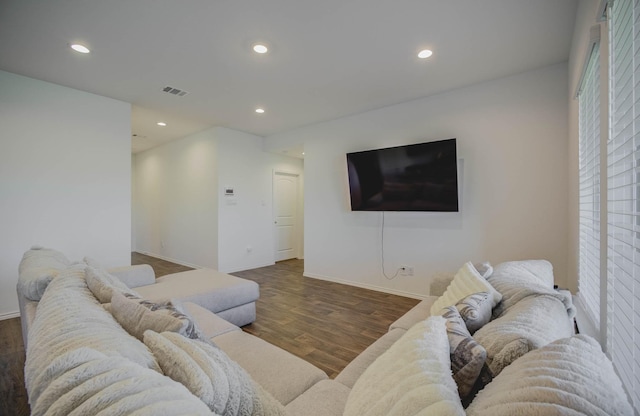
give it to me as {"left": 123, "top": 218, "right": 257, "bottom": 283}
{"left": 607, "top": 0, "right": 639, "bottom": 410}
{"left": 578, "top": 43, "right": 602, "bottom": 332}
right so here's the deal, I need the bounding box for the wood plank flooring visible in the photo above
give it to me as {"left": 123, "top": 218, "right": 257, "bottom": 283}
{"left": 0, "top": 318, "right": 29, "bottom": 416}
{"left": 232, "top": 260, "right": 420, "bottom": 377}
{"left": 131, "top": 252, "right": 194, "bottom": 276}
{"left": 0, "top": 253, "right": 420, "bottom": 414}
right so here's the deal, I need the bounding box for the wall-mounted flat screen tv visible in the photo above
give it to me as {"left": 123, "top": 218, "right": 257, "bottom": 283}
{"left": 346, "top": 138, "right": 459, "bottom": 212}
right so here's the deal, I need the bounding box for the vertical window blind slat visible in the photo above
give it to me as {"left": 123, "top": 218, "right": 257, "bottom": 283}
{"left": 579, "top": 43, "right": 602, "bottom": 331}
{"left": 607, "top": 0, "right": 639, "bottom": 411}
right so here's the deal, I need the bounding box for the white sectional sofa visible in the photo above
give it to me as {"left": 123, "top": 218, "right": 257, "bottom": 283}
{"left": 17, "top": 250, "right": 259, "bottom": 348}
{"left": 17, "top": 247, "right": 634, "bottom": 415}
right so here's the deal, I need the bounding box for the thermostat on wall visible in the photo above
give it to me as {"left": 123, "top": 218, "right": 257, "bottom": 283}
{"left": 224, "top": 187, "right": 234, "bottom": 196}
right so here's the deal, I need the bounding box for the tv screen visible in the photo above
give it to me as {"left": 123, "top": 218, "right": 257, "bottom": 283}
{"left": 346, "top": 138, "right": 458, "bottom": 212}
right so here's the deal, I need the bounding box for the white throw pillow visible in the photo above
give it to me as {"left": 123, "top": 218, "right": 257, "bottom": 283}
{"left": 430, "top": 262, "right": 502, "bottom": 316}
{"left": 343, "top": 316, "right": 465, "bottom": 416}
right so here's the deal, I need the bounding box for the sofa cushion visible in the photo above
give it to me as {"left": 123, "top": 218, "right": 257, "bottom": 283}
{"left": 343, "top": 316, "right": 465, "bottom": 416}
{"left": 455, "top": 291, "right": 492, "bottom": 334}
{"left": 144, "top": 331, "right": 285, "bottom": 416}
{"left": 442, "top": 306, "right": 492, "bottom": 406}
{"left": 430, "top": 262, "right": 502, "bottom": 316}
{"left": 30, "top": 347, "right": 210, "bottom": 415}
{"left": 17, "top": 247, "right": 72, "bottom": 301}
{"left": 466, "top": 335, "right": 634, "bottom": 416}
{"left": 285, "top": 380, "right": 351, "bottom": 416}
{"left": 214, "top": 330, "right": 328, "bottom": 406}
{"left": 24, "top": 267, "right": 160, "bottom": 405}
{"left": 182, "top": 302, "right": 240, "bottom": 339}
{"left": 111, "top": 292, "right": 203, "bottom": 341}
{"left": 85, "top": 266, "right": 140, "bottom": 303}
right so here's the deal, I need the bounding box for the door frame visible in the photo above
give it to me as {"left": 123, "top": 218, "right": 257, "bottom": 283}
{"left": 272, "top": 170, "right": 302, "bottom": 262}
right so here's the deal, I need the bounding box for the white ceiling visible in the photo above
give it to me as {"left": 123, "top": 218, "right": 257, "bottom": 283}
{"left": 0, "top": 0, "right": 578, "bottom": 154}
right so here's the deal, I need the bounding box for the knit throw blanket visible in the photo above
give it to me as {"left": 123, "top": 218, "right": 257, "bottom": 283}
{"left": 466, "top": 335, "right": 633, "bottom": 415}
{"left": 473, "top": 260, "right": 575, "bottom": 375}
{"left": 488, "top": 260, "right": 575, "bottom": 319}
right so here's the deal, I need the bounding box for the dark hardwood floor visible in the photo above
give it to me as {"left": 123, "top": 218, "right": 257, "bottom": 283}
{"left": 232, "top": 260, "right": 420, "bottom": 377}
{"left": 0, "top": 318, "right": 29, "bottom": 416}
{"left": 131, "top": 252, "right": 193, "bottom": 276}
{"left": 0, "top": 253, "right": 420, "bottom": 414}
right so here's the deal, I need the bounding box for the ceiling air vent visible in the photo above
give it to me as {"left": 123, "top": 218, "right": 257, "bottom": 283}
{"left": 162, "top": 86, "right": 189, "bottom": 97}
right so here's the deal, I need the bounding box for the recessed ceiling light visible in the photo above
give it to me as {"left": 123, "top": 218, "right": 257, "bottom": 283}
{"left": 70, "top": 44, "right": 90, "bottom": 54}
{"left": 255, "top": 108, "right": 265, "bottom": 114}
{"left": 157, "top": 122, "right": 167, "bottom": 127}
{"left": 418, "top": 49, "right": 433, "bottom": 59}
{"left": 252, "top": 43, "right": 268, "bottom": 54}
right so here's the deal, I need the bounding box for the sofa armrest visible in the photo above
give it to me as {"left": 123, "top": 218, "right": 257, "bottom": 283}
{"left": 107, "top": 264, "right": 156, "bottom": 288}
{"left": 17, "top": 288, "right": 38, "bottom": 349}
{"left": 389, "top": 297, "right": 437, "bottom": 331}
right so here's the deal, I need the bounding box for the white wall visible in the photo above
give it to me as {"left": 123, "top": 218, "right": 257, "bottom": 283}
{"left": 265, "top": 64, "right": 569, "bottom": 298}
{"left": 216, "top": 127, "right": 304, "bottom": 272}
{"left": 133, "top": 128, "right": 219, "bottom": 268}
{"left": 132, "top": 126, "right": 303, "bottom": 272}
{"left": 0, "top": 70, "right": 131, "bottom": 317}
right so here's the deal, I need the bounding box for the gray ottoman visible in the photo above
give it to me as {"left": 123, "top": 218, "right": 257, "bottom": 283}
{"left": 136, "top": 268, "right": 259, "bottom": 327}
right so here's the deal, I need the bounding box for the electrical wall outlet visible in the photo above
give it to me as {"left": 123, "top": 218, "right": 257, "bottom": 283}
{"left": 400, "top": 265, "right": 414, "bottom": 276}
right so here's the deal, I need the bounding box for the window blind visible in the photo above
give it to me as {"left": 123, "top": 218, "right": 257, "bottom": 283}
{"left": 578, "top": 44, "right": 602, "bottom": 332}
{"left": 607, "top": 0, "right": 639, "bottom": 411}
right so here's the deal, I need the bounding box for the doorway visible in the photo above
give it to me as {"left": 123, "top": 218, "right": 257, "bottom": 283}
{"left": 273, "top": 171, "right": 300, "bottom": 261}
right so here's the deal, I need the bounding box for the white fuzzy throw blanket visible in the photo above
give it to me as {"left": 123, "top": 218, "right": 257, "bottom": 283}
{"left": 488, "top": 260, "right": 576, "bottom": 319}
{"left": 473, "top": 260, "right": 576, "bottom": 375}
{"left": 466, "top": 335, "right": 633, "bottom": 415}
{"left": 25, "top": 267, "right": 161, "bottom": 409}
{"left": 30, "top": 347, "right": 212, "bottom": 416}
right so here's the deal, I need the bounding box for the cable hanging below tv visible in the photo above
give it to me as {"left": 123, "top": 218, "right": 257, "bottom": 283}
{"left": 346, "top": 138, "right": 459, "bottom": 212}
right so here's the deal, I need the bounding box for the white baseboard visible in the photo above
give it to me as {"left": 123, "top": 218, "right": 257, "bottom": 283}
{"left": 0, "top": 311, "right": 20, "bottom": 321}
{"left": 136, "top": 252, "right": 276, "bottom": 275}
{"left": 136, "top": 251, "right": 203, "bottom": 269}
{"left": 303, "top": 272, "right": 427, "bottom": 300}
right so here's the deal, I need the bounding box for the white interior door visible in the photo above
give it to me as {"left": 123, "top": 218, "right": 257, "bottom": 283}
{"left": 273, "top": 171, "right": 298, "bottom": 261}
